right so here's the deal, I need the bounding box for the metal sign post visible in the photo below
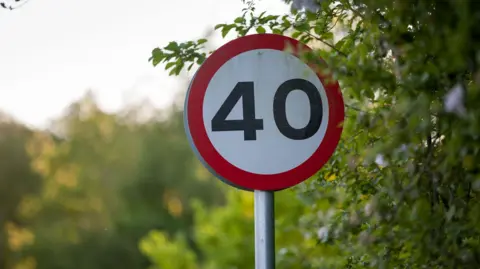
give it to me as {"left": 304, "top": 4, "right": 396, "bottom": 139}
{"left": 255, "top": 190, "right": 275, "bottom": 269}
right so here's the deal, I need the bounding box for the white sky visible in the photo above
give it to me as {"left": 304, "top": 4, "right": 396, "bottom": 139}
{"left": 0, "top": 0, "right": 289, "bottom": 128}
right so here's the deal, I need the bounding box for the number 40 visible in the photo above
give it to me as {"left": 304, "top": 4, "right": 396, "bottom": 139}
{"left": 211, "top": 78, "right": 323, "bottom": 141}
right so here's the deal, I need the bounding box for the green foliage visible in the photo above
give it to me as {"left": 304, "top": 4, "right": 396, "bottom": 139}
{"left": 148, "top": 0, "right": 480, "bottom": 268}
{"left": 149, "top": 39, "right": 208, "bottom": 76}
{"left": 0, "top": 93, "right": 224, "bottom": 269}
{"left": 0, "top": 114, "right": 41, "bottom": 268}
{"left": 141, "top": 186, "right": 308, "bottom": 269}
{"left": 140, "top": 231, "right": 198, "bottom": 269}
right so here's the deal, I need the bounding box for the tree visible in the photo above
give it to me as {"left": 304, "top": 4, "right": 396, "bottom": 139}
{"left": 147, "top": 0, "right": 480, "bottom": 268}
{"left": 140, "top": 186, "right": 309, "bottom": 269}
{"left": 0, "top": 113, "right": 41, "bottom": 269}
{"left": 17, "top": 93, "right": 224, "bottom": 269}
{"left": 22, "top": 93, "right": 148, "bottom": 269}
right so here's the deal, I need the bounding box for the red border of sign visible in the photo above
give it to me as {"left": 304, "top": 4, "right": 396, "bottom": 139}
{"left": 187, "top": 34, "right": 344, "bottom": 191}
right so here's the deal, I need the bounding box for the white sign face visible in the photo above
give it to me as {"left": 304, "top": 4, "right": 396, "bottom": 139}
{"left": 203, "top": 49, "right": 329, "bottom": 175}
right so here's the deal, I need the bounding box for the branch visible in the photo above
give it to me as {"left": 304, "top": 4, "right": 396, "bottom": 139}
{"left": 302, "top": 31, "right": 348, "bottom": 57}
{"left": 345, "top": 104, "right": 366, "bottom": 112}
{"left": 0, "top": 0, "right": 31, "bottom": 10}
{"left": 343, "top": 1, "right": 366, "bottom": 21}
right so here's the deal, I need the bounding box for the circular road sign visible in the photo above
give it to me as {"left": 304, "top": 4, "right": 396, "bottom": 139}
{"left": 184, "top": 33, "right": 344, "bottom": 191}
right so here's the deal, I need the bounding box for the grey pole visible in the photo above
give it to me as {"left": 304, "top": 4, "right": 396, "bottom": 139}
{"left": 254, "top": 190, "right": 275, "bottom": 269}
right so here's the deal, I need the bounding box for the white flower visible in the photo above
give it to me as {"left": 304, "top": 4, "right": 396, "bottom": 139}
{"left": 291, "top": 0, "right": 321, "bottom": 12}
{"left": 444, "top": 83, "right": 466, "bottom": 117}
{"left": 359, "top": 230, "right": 374, "bottom": 245}
{"left": 316, "top": 226, "right": 329, "bottom": 242}
{"left": 348, "top": 156, "right": 356, "bottom": 170}
{"left": 303, "top": 232, "right": 312, "bottom": 240}
{"left": 364, "top": 202, "right": 374, "bottom": 216}
{"left": 349, "top": 212, "right": 360, "bottom": 226}
{"left": 375, "top": 154, "right": 388, "bottom": 167}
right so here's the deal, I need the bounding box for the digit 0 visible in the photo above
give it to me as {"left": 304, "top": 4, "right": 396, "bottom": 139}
{"left": 211, "top": 79, "right": 323, "bottom": 141}
{"left": 273, "top": 79, "right": 322, "bottom": 140}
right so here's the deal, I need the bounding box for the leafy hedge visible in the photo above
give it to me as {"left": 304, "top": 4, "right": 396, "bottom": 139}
{"left": 144, "top": 1, "right": 480, "bottom": 268}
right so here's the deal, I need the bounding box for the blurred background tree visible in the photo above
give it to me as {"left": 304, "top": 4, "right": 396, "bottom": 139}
{"left": 0, "top": 91, "right": 224, "bottom": 269}
{"left": 0, "top": 113, "right": 41, "bottom": 268}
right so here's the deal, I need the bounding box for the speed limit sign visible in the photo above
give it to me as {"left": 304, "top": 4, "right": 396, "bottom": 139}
{"left": 184, "top": 34, "right": 344, "bottom": 191}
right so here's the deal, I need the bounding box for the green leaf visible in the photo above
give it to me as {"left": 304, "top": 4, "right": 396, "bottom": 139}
{"left": 306, "top": 11, "right": 317, "bottom": 21}
{"left": 299, "top": 35, "right": 312, "bottom": 44}
{"left": 164, "top": 42, "right": 179, "bottom": 52}
{"left": 281, "top": 15, "right": 290, "bottom": 26}
{"left": 179, "top": 41, "right": 193, "bottom": 49}
{"left": 335, "top": 37, "right": 347, "bottom": 48}
{"left": 264, "top": 15, "right": 279, "bottom": 21}
{"left": 291, "top": 31, "right": 302, "bottom": 39}
{"left": 258, "top": 12, "right": 278, "bottom": 24}
{"left": 221, "top": 25, "right": 235, "bottom": 38}
{"left": 214, "top": 24, "right": 225, "bottom": 30}
{"left": 313, "top": 24, "right": 325, "bottom": 36}
{"left": 152, "top": 58, "right": 160, "bottom": 66}
{"left": 196, "top": 54, "right": 206, "bottom": 64}
{"left": 272, "top": 28, "right": 283, "bottom": 35}
{"left": 165, "top": 62, "right": 176, "bottom": 70}
{"left": 150, "top": 48, "right": 164, "bottom": 66}
{"left": 169, "top": 62, "right": 183, "bottom": 76}
{"left": 294, "top": 21, "right": 310, "bottom": 32}
{"left": 197, "top": 39, "right": 207, "bottom": 45}
{"left": 321, "top": 32, "right": 334, "bottom": 41}
{"left": 256, "top": 26, "right": 266, "bottom": 34}
{"left": 151, "top": 48, "right": 162, "bottom": 56}
{"left": 234, "top": 17, "right": 244, "bottom": 24}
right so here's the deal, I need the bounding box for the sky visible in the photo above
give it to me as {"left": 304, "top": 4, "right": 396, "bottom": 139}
{"left": 0, "top": 0, "right": 289, "bottom": 129}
